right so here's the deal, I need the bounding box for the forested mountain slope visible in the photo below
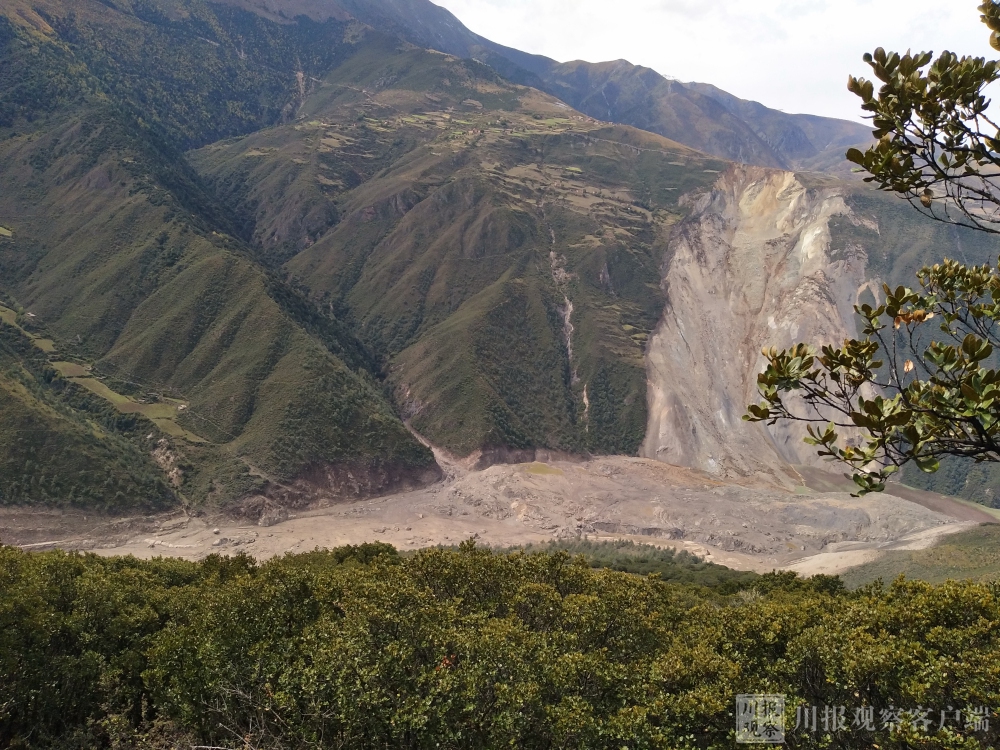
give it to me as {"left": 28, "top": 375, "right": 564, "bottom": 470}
{"left": 0, "top": 0, "right": 723, "bottom": 508}
{"left": 0, "top": 0, "right": 994, "bottom": 514}
{"left": 0, "top": 309, "right": 175, "bottom": 510}
{"left": 0, "top": 0, "right": 437, "bottom": 511}
{"left": 192, "top": 38, "right": 726, "bottom": 458}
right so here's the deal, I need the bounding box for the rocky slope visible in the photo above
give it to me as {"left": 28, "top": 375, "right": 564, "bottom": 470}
{"left": 640, "top": 166, "right": 1000, "bottom": 489}
{"left": 641, "top": 166, "right": 865, "bottom": 484}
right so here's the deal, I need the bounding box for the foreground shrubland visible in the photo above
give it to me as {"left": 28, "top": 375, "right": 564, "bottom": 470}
{"left": 1, "top": 542, "right": 998, "bottom": 749}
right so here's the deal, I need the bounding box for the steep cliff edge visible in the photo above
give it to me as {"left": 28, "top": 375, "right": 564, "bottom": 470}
{"left": 641, "top": 166, "right": 869, "bottom": 485}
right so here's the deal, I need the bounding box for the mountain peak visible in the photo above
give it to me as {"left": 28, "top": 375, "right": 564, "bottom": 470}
{"left": 225, "top": 0, "right": 872, "bottom": 172}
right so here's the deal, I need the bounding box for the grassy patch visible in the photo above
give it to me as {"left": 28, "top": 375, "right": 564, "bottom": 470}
{"left": 120, "top": 402, "right": 178, "bottom": 419}
{"left": 842, "top": 524, "right": 1000, "bottom": 588}
{"left": 151, "top": 417, "right": 206, "bottom": 442}
{"left": 65, "top": 376, "right": 207, "bottom": 443}
{"left": 1, "top": 307, "right": 57, "bottom": 353}
{"left": 524, "top": 462, "right": 564, "bottom": 476}
{"left": 68, "top": 376, "right": 132, "bottom": 406}
{"left": 52, "top": 361, "right": 89, "bottom": 378}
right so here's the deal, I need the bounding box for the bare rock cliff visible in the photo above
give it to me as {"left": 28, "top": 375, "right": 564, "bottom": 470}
{"left": 642, "top": 166, "right": 868, "bottom": 485}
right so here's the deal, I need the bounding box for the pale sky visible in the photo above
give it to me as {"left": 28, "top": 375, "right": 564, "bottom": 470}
{"left": 432, "top": 0, "right": 998, "bottom": 123}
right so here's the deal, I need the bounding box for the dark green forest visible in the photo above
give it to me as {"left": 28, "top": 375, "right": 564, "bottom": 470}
{"left": 1, "top": 542, "right": 998, "bottom": 749}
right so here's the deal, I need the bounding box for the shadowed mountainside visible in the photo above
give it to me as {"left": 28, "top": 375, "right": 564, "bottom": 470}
{"left": 0, "top": 0, "right": 438, "bottom": 511}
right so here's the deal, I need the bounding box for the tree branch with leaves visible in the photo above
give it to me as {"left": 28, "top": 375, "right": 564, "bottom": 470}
{"left": 746, "top": 2, "right": 1000, "bottom": 494}
{"left": 844, "top": 3, "right": 1000, "bottom": 234}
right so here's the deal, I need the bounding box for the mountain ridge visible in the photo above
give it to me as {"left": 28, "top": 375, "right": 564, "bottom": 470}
{"left": 211, "top": 0, "right": 872, "bottom": 172}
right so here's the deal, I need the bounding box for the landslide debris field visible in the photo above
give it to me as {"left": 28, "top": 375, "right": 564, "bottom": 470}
{"left": 4, "top": 451, "right": 994, "bottom": 576}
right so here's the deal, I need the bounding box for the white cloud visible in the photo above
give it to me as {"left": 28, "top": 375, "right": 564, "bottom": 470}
{"left": 432, "top": 0, "right": 997, "bottom": 122}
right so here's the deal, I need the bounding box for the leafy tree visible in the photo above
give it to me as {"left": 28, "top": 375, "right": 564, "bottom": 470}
{"left": 844, "top": 2, "right": 1000, "bottom": 234}
{"left": 746, "top": 2, "right": 1000, "bottom": 494}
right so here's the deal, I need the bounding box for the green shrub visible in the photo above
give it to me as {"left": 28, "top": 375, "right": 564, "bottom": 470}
{"left": 0, "top": 543, "right": 997, "bottom": 749}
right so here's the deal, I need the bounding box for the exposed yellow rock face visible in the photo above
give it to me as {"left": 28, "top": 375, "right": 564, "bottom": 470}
{"left": 642, "top": 166, "right": 868, "bottom": 485}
